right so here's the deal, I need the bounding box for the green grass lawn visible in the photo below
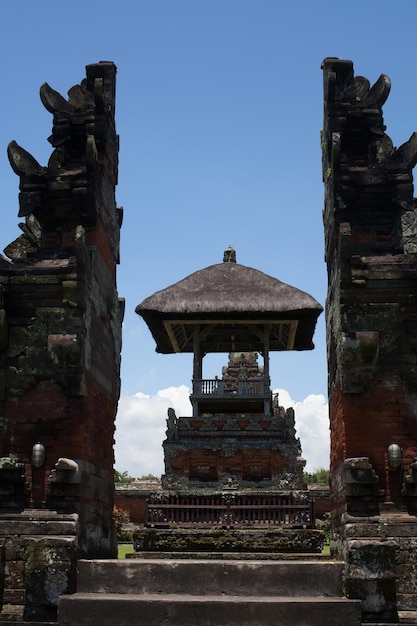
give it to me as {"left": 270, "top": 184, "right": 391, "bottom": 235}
{"left": 117, "top": 544, "right": 330, "bottom": 558}
{"left": 118, "top": 543, "right": 135, "bottom": 559}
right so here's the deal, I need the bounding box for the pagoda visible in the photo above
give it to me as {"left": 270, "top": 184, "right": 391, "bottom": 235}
{"left": 136, "top": 248, "right": 323, "bottom": 492}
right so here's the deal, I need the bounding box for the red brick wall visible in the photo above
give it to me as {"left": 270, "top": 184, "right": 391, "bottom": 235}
{"left": 115, "top": 494, "right": 148, "bottom": 525}
{"left": 0, "top": 62, "right": 122, "bottom": 558}
{"left": 322, "top": 58, "right": 417, "bottom": 506}
{"left": 330, "top": 383, "right": 417, "bottom": 501}
{"left": 170, "top": 448, "right": 292, "bottom": 483}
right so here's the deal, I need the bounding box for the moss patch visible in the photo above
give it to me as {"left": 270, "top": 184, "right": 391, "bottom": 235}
{"left": 133, "top": 528, "right": 324, "bottom": 553}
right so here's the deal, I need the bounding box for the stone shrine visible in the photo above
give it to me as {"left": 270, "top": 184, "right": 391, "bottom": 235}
{"left": 162, "top": 350, "right": 305, "bottom": 489}
{"left": 136, "top": 249, "right": 322, "bottom": 497}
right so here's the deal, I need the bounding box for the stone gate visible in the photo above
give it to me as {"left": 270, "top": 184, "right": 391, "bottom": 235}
{"left": 322, "top": 57, "right": 417, "bottom": 621}
{"left": 0, "top": 57, "right": 416, "bottom": 623}
{"left": 0, "top": 62, "right": 123, "bottom": 621}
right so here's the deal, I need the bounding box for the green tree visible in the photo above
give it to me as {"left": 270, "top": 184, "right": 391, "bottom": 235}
{"left": 114, "top": 469, "right": 135, "bottom": 484}
{"left": 139, "top": 473, "right": 161, "bottom": 482}
{"left": 303, "top": 467, "right": 330, "bottom": 484}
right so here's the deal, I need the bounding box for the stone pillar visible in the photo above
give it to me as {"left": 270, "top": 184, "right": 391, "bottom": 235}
{"left": 322, "top": 57, "right": 417, "bottom": 620}
{"left": 0, "top": 60, "right": 122, "bottom": 606}
{"left": 322, "top": 58, "right": 417, "bottom": 492}
{"left": 0, "top": 508, "right": 78, "bottom": 622}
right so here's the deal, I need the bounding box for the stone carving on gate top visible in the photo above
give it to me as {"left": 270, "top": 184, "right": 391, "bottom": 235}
{"left": 5, "top": 67, "right": 120, "bottom": 265}
{"left": 323, "top": 59, "right": 417, "bottom": 256}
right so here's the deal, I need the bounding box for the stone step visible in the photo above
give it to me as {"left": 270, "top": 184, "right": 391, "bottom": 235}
{"left": 0, "top": 623, "right": 56, "bottom": 625}
{"left": 58, "top": 558, "right": 364, "bottom": 625}
{"left": 129, "top": 550, "right": 330, "bottom": 560}
{"left": 362, "top": 612, "right": 417, "bottom": 625}
{"left": 58, "top": 593, "right": 362, "bottom": 626}
{"left": 76, "top": 557, "right": 346, "bottom": 597}
{"left": 360, "top": 610, "right": 417, "bottom": 624}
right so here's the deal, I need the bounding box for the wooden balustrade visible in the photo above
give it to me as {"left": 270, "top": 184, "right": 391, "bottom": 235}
{"left": 144, "top": 494, "right": 314, "bottom": 529}
{"left": 192, "top": 378, "right": 270, "bottom": 398}
{"left": 193, "top": 379, "right": 224, "bottom": 395}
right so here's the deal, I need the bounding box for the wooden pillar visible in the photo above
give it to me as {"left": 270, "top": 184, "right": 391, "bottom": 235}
{"left": 192, "top": 326, "right": 202, "bottom": 417}
{"left": 263, "top": 325, "right": 271, "bottom": 416}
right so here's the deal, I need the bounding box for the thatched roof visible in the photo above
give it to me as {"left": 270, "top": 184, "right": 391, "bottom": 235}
{"left": 136, "top": 262, "right": 323, "bottom": 354}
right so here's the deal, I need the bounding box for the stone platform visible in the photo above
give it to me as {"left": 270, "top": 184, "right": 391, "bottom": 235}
{"left": 58, "top": 558, "right": 361, "bottom": 626}
{"left": 133, "top": 526, "right": 324, "bottom": 553}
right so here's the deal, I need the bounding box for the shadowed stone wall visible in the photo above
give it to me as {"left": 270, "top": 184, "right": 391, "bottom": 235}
{"left": 0, "top": 62, "right": 122, "bottom": 621}
{"left": 322, "top": 57, "right": 417, "bottom": 621}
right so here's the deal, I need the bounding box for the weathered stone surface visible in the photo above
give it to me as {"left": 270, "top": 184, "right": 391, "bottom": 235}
{"left": 47, "top": 334, "right": 82, "bottom": 368}
{"left": 322, "top": 58, "right": 417, "bottom": 619}
{"left": 343, "top": 539, "right": 398, "bottom": 621}
{"left": 0, "top": 309, "right": 7, "bottom": 352}
{"left": 23, "top": 537, "right": 77, "bottom": 615}
{"left": 0, "top": 62, "right": 122, "bottom": 621}
{"left": 0, "top": 511, "right": 78, "bottom": 622}
{"left": 0, "top": 62, "right": 122, "bottom": 560}
{"left": 76, "top": 558, "right": 343, "bottom": 596}
{"left": 163, "top": 352, "right": 305, "bottom": 490}
{"left": 133, "top": 527, "right": 324, "bottom": 553}
{"left": 346, "top": 539, "right": 397, "bottom": 579}
{"left": 58, "top": 593, "right": 362, "bottom": 626}
{"left": 57, "top": 559, "right": 362, "bottom": 626}
{"left": 322, "top": 57, "right": 417, "bottom": 487}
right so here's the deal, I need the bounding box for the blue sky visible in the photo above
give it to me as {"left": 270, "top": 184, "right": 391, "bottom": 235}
{"left": 1, "top": 1, "right": 416, "bottom": 476}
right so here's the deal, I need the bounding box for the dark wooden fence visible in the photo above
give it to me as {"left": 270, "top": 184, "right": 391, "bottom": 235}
{"left": 144, "top": 494, "right": 314, "bottom": 529}
{"left": 192, "top": 378, "right": 270, "bottom": 398}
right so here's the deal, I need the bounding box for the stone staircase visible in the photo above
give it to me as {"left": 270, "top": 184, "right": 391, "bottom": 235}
{"left": 58, "top": 557, "right": 362, "bottom": 625}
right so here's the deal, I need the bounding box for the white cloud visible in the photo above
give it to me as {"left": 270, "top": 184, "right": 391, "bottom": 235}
{"left": 114, "top": 386, "right": 329, "bottom": 478}
{"left": 114, "top": 386, "right": 191, "bottom": 478}
{"left": 273, "top": 389, "right": 330, "bottom": 473}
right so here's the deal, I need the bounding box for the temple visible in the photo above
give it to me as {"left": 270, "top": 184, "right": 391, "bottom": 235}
{"left": 5, "top": 56, "right": 417, "bottom": 624}
{"left": 136, "top": 248, "right": 323, "bottom": 491}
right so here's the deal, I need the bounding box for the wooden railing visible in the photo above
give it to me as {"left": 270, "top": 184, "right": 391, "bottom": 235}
{"left": 144, "top": 494, "right": 314, "bottom": 529}
{"left": 237, "top": 379, "right": 267, "bottom": 396}
{"left": 192, "top": 378, "right": 270, "bottom": 398}
{"left": 193, "top": 379, "right": 225, "bottom": 395}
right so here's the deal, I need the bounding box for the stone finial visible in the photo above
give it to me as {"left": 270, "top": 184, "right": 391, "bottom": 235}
{"left": 55, "top": 457, "right": 79, "bottom": 471}
{"left": 49, "top": 457, "right": 80, "bottom": 484}
{"left": 223, "top": 246, "right": 236, "bottom": 263}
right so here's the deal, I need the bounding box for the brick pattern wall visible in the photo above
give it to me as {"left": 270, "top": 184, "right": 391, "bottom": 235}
{"left": 322, "top": 58, "right": 417, "bottom": 499}
{"left": 322, "top": 57, "right": 417, "bottom": 619}
{"left": 163, "top": 409, "right": 305, "bottom": 489}
{"left": 0, "top": 62, "right": 122, "bottom": 558}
